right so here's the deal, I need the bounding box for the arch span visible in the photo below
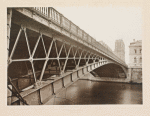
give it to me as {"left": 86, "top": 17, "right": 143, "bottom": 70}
{"left": 92, "top": 63, "right": 127, "bottom": 78}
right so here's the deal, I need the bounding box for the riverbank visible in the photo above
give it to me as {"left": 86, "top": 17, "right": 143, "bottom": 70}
{"left": 80, "top": 73, "right": 142, "bottom": 84}
{"left": 131, "top": 78, "right": 142, "bottom": 84}
{"left": 80, "top": 73, "right": 130, "bottom": 83}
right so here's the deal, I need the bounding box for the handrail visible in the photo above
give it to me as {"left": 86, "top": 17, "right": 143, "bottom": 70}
{"left": 31, "top": 7, "right": 127, "bottom": 67}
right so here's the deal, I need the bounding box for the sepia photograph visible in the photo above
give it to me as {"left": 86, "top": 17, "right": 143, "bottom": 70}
{"left": 1, "top": 0, "right": 150, "bottom": 115}
{"left": 7, "top": 6, "right": 142, "bottom": 105}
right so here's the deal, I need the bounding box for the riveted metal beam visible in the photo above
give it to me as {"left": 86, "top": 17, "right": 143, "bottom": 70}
{"left": 62, "top": 46, "right": 72, "bottom": 73}
{"left": 39, "top": 40, "right": 54, "bottom": 81}
{"left": 7, "top": 8, "right": 12, "bottom": 58}
{"left": 32, "top": 35, "right": 41, "bottom": 58}
{"left": 76, "top": 49, "right": 84, "bottom": 67}
{"left": 54, "top": 40, "right": 61, "bottom": 73}
{"left": 8, "top": 28, "right": 22, "bottom": 64}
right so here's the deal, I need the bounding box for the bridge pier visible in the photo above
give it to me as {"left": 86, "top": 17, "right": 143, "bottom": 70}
{"left": 127, "top": 68, "right": 132, "bottom": 81}
{"left": 127, "top": 68, "right": 142, "bottom": 83}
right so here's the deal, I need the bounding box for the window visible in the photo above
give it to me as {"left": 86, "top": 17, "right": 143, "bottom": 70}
{"left": 140, "top": 57, "right": 142, "bottom": 63}
{"left": 134, "top": 57, "right": 136, "bottom": 63}
{"left": 134, "top": 49, "right": 136, "bottom": 54}
{"left": 140, "top": 49, "right": 142, "bottom": 53}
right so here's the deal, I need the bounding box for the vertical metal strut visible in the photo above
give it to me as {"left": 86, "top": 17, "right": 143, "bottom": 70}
{"left": 39, "top": 40, "right": 54, "bottom": 81}
{"left": 7, "top": 8, "right": 12, "bottom": 58}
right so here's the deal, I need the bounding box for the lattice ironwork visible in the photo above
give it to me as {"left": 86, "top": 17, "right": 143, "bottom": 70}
{"left": 7, "top": 22, "right": 106, "bottom": 92}
{"left": 7, "top": 8, "right": 120, "bottom": 105}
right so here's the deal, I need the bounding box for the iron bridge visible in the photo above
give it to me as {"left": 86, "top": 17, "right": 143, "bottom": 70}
{"left": 7, "top": 7, "right": 128, "bottom": 105}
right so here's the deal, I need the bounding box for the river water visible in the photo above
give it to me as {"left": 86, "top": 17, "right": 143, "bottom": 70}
{"left": 47, "top": 80, "right": 142, "bottom": 105}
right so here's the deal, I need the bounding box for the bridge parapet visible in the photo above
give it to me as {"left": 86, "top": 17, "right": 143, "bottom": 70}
{"left": 28, "top": 7, "right": 127, "bottom": 67}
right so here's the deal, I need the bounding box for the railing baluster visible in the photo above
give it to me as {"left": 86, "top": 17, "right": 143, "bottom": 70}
{"left": 45, "top": 7, "right": 47, "bottom": 16}
{"left": 43, "top": 7, "right": 44, "bottom": 15}
{"left": 44, "top": 7, "right": 46, "bottom": 15}
{"left": 55, "top": 12, "right": 57, "bottom": 21}
{"left": 41, "top": 7, "right": 43, "bottom": 14}
{"left": 46, "top": 7, "right": 48, "bottom": 16}
{"left": 56, "top": 13, "right": 58, "bottom": 23}
{"left": 43, "top": 7, "right": 45, "bottom": 15}
{"left": 53, "top": 9, "right": 55, "bottom": 20}
{"left": 49, "top": 8, "right": 51, "bottom": 18}
{"left": 52, "top": 9, "right": 54, "bottom": 20}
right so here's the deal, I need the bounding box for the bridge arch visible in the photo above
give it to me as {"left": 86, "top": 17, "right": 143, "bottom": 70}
{"left": 92, "top": 62, "right": 127, "bottom": 78}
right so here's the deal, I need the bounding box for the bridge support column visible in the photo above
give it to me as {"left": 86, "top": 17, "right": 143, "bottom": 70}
{"left": 127, "top": 68, "right": 132, "bottom": 81}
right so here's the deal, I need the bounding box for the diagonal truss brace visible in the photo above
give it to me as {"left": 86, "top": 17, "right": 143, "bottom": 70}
{"left": 39, "top": 39, "right": 54, "bottom": 81}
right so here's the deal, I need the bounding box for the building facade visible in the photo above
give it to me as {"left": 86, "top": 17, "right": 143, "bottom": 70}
{"left": 114, "top": 39, "right": 125, "bottom": 61}
{"left": 129, "top": 39, "right": 142, "bottom": 68}
{"left": 128, "top": 39, "right": 142, "bottom": 81}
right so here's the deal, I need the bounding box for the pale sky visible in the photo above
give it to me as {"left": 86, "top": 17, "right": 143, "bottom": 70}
{"left": 55, "top": 5, "right": 142, "bottom": 64}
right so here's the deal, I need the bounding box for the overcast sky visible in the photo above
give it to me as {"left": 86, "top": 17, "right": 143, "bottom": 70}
{"left": 55, "top": 5, "right": 142, "bottom": 64}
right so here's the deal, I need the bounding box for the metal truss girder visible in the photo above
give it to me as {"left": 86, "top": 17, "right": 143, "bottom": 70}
{"left": 32, "top": 35, "right": 41, "bottom": 57}
{"left": 8, "top": 12, "right": 128, "bottom": 97}
{"left": 54, "top": 40, "right": 61, "bottom": 72}
{"left": 62, "top": 46, "right": 72, "bottom": 73}
{"left": 39, "top": 40, "right": 54, "bottom": 81}
{"left": 77, "top": 49, "right": 84, "bottom": 67}
{"left": 41, "top": 35, "right": 47, "bottom": 55}
{"left": 8, "top": 28, "right": 22, "bottom": 63}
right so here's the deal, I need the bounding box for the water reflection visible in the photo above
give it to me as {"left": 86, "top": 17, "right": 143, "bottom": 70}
{"left": 120, "top": 90, "right": 132, "bottom": 104}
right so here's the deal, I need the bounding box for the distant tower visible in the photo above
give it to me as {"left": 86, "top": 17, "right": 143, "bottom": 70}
{"left": 114, "top": 39, "right": 125, "bottom": 61}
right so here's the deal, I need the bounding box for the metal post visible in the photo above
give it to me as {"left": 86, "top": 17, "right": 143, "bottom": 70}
{"left": 7, "top": 8, "right": 12, "bottom": 58}
{"left": 76, "top": 50, "right": 84, "bottom": 68}
{"left": 84, "top": 51, "right": 88, "bottom": 62}
{"left": 31, "top": 35, "right": 41, "bottom": 57}
{"left": 54, "top": 41, "right": 61, "bottom": 73}
{"left": 62, "top": 46, "right": 72, "bottom": 73}
{"left": 8, "top": 28, "right": 22, "bottom": 63}
{"left": 87, "top": 53, "right": 92, "bottom": 65}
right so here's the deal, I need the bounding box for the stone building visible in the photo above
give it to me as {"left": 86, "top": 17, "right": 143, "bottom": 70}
{"left": 114, "top": 39, "right": 125, "bottom": 61}
{"left": 129, "top": 39, "right": 142, "bottom": 68}
{"left": 128, "top": 39, "right": 142, "bottom": 82}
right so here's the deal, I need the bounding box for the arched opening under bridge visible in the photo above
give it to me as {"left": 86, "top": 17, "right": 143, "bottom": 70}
{"left": 91, "top": 63, "right": 127, "bottom": 78}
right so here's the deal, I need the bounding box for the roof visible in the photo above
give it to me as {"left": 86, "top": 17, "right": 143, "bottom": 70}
{"left": 129, "top": 40, "right": 142, "bottom": 47}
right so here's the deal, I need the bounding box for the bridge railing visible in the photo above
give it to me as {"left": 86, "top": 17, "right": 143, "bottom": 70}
{"left": 49, "top": 7, "right": 61, "bottom": 24}
{"left": 34, "top": 7, "right": 49, "bottom": 16}
{"left": 32, "top": 7, "right": 126, "bottom": 66}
